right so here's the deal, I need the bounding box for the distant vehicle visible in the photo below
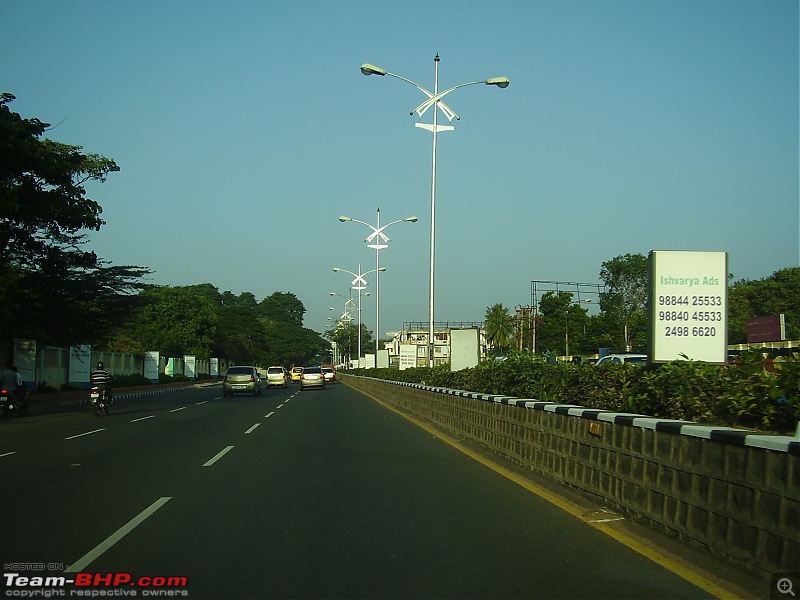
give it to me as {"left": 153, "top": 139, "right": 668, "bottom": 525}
{"left": 266, "top": 366, "right": 288, "bottom": 388}
{"left": 290, "top": 367, "right": 304, "bottom": 383}
{"left": 300, "top": 366, "right": 326, "bottom": 390}
{"left": 594, "top": 354, "right": 648, "bottom": 366}
{"left": 223, "top": 366, "right": 263, "bottom": 396}
{"left": 321, "top": 366, "right": 335, "bottom": 383}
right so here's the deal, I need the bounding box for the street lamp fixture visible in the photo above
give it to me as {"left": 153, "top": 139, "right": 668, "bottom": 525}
{"left": 339, "top": 208, "right": 417, "bottom": 351}
{"left": 361, "top": 55, "right": 508, "bottom": 366}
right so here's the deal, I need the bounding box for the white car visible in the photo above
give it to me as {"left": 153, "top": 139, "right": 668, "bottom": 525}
{"left": 595, "top": 354, "right": 648, "bottom": 366}
{"left": 266, "top": 366, "right": 288, "bottom": 388}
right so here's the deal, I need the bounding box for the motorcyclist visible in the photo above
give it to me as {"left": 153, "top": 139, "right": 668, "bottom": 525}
{"left": 90, "top": 361, "right": 112, "bottom": 404}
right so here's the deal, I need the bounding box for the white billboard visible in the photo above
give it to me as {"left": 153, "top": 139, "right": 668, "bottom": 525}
{"left": 399, "top": 345, "right": 417, "bottom": 370}
{"left": 144, "top": 351, "right": 160, "bottom": 382}
{"left": 69, "top": 345, "right": 92, "bottom": 386}
{"left": 450, "top": 328, "right": 480, "bottom": 371}
{"left": 649, "top": 250, "right": 728, "bottom": 364}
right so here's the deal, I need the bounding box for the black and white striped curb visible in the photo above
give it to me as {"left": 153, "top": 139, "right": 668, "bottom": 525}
{"left": 362, "top": 378, "right": 800, "bottom": 456}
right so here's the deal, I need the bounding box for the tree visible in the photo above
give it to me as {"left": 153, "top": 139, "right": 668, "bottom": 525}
{"left": 115, "top": 286, "right": 218, "bottom": 359}
{"left": 0, "top": 93, "right": 150, "bottom": 346}
{"left": 258, "top": 292, "right": 306, "bottom": 326}
{"left": 599, "top": 253, "right": 648, "bottom": 351}
{"left": 728, "top": 267, "right": 800, "bottom": 343}
{"left": 484, "top": 303, "right": 514, "bottom": 355}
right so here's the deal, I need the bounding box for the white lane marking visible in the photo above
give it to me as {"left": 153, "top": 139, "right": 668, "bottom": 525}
{"left": 65, "top": 497, "right": 172, "bottom": 573}
{"left": 65, "top": 429, "right": 105, "bottom": 440}
{"left": 276, "top": 403, "right": 284, "bottom": 409}
{"left": 265, "top": 411, "right": 275, "bottom": 418}
{"left": 203, "top": 445, "right": 234, "bottom": 467}
{"left": 195, "top": 400, "right": 208, "bottom": 405}
{"left": 1, "top": 452, "right": 16, "bottom": 458}
{"left": 169, "top": 407, "right": 186, "bottom": 413}
{"left": 131, "top": 415, "right": 155, "bottom": 422}
{"left": 245, "top": 423, "right": 260, "bottom": 435}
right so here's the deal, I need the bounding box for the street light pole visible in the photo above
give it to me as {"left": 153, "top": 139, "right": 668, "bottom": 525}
{"left": 361, "top": 56, "right": 509, "bottom": 366}
{"left": 339, "top": 209, "right": 417, "bottom": 353}
{"left": 333, "top": 266, "right": 385, "bottom": 367}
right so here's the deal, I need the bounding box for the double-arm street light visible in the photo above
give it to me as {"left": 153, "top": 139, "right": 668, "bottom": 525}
{"left": 339, "top": 208, "right": 417, "bottom": 351}
{"left": 361, "top": 55, "right": 509, "bottom": 366}
{"left": 332, "top": 266, "right": 385, "bottom": 366}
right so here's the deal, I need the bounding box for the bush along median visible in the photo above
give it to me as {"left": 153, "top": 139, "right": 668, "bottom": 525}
{"left": 347, "top": 350, "right": 800, "bottom": 435}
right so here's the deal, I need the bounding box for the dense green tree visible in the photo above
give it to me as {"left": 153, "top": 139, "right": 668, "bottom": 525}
{"left": 114, "top": 286, "right": 218, "bottom": 359}
{"left": 535, "top": 291, "right": 591, "bottom": 356}
{"left": 484, "top": 303, "right": 514, "bottom": 355}
{"left": 728, "top": 267, "right": 800, "bottom": 343}
{"left": 0, "top": 92, "right": 149, "bottom": 346}
{"left": 258, "top": 291, "right": 305, "bottom": 326}
{"left": 599, "top": 253, "right": 648, "bottom": 351}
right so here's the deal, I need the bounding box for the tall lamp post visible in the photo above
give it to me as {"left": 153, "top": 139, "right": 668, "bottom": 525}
{"left": 361, "top": 56, "right": 508, "bottom": 366}
{"left": 339, "top": 208, "right": 417, "bottom": 352}
{"left": 333, "top": 266, "right": 385, "bottom": 366}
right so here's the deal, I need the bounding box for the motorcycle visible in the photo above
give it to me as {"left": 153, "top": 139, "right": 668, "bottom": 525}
{"left": 90, "top": 385, "right": 111, "bottom": 416}
{"left": 0, "top": 387, "right": 29, "bottom": 418}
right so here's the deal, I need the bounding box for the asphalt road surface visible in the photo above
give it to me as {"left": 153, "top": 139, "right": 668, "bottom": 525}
{"left": 0, "top": 381, "right": 757, "bottom": 599}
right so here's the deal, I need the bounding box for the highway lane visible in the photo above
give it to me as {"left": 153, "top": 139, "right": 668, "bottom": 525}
{"left": 2, "top": 382, "right": 727, "bottom": 599}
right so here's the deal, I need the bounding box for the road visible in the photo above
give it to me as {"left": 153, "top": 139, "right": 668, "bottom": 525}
{"left": 1, "top": 381, "right": 750, "bottom": 599}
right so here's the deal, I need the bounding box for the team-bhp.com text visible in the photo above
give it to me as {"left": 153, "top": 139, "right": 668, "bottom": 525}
{"left": 3, "top": 572, "right": 188, "bottom": 597}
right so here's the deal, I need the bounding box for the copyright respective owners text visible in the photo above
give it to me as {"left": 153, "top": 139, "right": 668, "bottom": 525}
{"left": 3, "top": 565, "right": 190, "bottom": 598}
{"left": 773, "top": 573, "right": 800, "bottom": 600}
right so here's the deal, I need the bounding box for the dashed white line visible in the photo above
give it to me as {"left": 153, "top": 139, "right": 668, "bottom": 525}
{"left": 169, "top": 407, "right": 186, "bottom": 413}
{"left": 66, "top": 497, "right": 172, "bottom": 573}
{"left": 245, "top": 423, "right": 260, "bottom": 435}
{"left": 265, "top": 411, "right": 275, "bottom": 418}
{"left": 65, "top": 429, "right": 105, "bottom": 440}
{"left": 131, "top": 415, "right": 155, "bottom": 422}
{"left": 203, "top": 445, "right": 234, "bottom": 467}
{"left": 195, "top": 400, "right": 208, "bottom": 405}
{"left": 1, "top": 451, "right": 16, "bottom": 458}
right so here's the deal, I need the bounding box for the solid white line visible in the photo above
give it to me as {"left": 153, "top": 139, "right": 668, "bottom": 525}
{"left": 65, "top": 429, "right": 105, "bottom": 440}
{"left": 131, "top": 415, "right": 155, "bottom": 422}
{"left": 203, "top": 445, "right": 234, "bottom": 467}
{"left": 169, "top": 407, "right": 186, "bottom": 413}
{"left": 245, "top": 423, "right": 260, "bottom": 435}
{"left": 0, "top": 452, "right": 16, "bottom": 458}
{"left": 265, "top": 411, "right": 275, "bottom": 418}
{"left": 65, "top": 497, "right": 171, "bottom": 573}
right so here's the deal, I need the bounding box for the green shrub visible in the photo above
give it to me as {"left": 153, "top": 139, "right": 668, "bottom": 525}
{"left": 349, "top": 350, "right": 800, "bottom": 434}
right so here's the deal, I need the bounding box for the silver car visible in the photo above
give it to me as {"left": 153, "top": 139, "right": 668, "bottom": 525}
{"left": 266, "top": 366, "right": 288, "bottom": 388}
{"left": 299, "top": 366, "right": 326, "bottom": 390}
{"left": 223, "top": 366, "right": 263, "bottom": 396}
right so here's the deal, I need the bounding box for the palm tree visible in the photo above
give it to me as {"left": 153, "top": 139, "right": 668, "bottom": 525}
{"left": 484, "top": 303, "right": 514, "bottom": 355}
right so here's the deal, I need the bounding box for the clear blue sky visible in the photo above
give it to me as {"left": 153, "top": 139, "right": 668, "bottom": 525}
{"left": 3, "top": 0, "right": 798, "bottom": 337}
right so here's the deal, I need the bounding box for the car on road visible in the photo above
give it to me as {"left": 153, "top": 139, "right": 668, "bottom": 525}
{"left": 266, "top": 366, "right": 288, "bottom": 388}
{"left": 300, "top": 366, "right": 326, "bottom": 390}
{"left": 290, "top": 367, "right": 304, "bottom": 383}
{"left": 223, "top": 366, "right": 263, "bottom": 396}
{"left": 321, "top": 366, "right": 335, "bottom": 383}
{"left": 594, "top": 353, "right": 648, "bottom": 366}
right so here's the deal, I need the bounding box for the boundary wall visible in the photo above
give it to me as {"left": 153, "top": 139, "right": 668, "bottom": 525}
{"left": 340, "top": 374, "right": 799, "bottom": 581}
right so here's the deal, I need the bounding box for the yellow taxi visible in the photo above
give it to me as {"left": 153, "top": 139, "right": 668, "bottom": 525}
{"left": 290, "top": 366, "right": 304, "bottom": 383}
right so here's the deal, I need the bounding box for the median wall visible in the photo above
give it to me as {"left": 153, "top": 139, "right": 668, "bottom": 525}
{"left": 340, "top": 374, "right": 799, "bottom": 581}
